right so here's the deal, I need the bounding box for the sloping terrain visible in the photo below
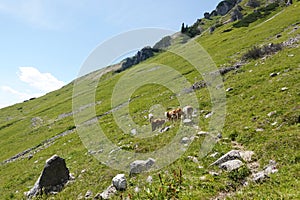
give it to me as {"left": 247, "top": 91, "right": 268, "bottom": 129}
{"left": 0, "top": 1, "right": 299, "bottom": 199}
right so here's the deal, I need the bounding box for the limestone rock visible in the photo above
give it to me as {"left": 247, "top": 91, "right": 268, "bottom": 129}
{"left": 112, "top": 174, "right": 127, "bottom": 191}
{"left": 220, "top": 159, "right": 243, "bottom": 171}
{"left": 210, "top": 150, "right": 241, "bottom": 166}
{"left": 130, "top": 158, "right": 155, "bottom": 175}
{"left": 26, "top": 155, "right": 70, "bottom": 198}
{"left": 95, "top": 185, "right": 117, "bottom": 199}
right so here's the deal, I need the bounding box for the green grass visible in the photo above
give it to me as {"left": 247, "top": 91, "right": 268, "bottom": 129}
{"left": 0, "top": 1, "right": 300, "bottom": 199}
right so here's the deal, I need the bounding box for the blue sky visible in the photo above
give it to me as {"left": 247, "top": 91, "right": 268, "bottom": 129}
{"left": 0, "top": 0, "right": 221, "bottom": 108}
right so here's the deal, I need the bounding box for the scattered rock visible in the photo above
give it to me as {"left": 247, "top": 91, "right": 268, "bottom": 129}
{"left": 209, "top": 171, "right": 219, "bottom": 176}
{"left": 220, "top": 159, "right": 243, "bottom": 171}
{"left": 160, "top": 126, "right": 170, "bottom": 133}
{"left": 210, "top": 150, "right": 241, "bottom": 166}
{"left": 269, "top": 72, "right": 278, "bottom": 77}
{"left": 181, "top": 137, "right": 190, "bottom": 144}
{"left": 252, "top": 160, "right": 278, "bottom": 182}
{"left": 209, "top": 152, "right": 219, "bottom": 158}
{"left": 95, "top": 185, "right": 117, "bottom": 200}
{"left": 183, "top": 119, "right": 193, "bottom": 125}
{"left": 281, "top": 87, "right": 288, "bottom": 91}
{"left": 112, "top": 174, "right": 127, "bottom": 191}
{"left": 256, "top": 128, "right": 264, "bottom": 132}
{"left": 134, "top": 186, "right": 140, "bottom": 193}
{"left": 130, "top": 158, "right": 155, "bottom": 175}
{"left": 205, "top": 112, "right": 213, "bottom": 119}
{"left": 85, "top": 190, "right": 92, "bottom": 199}
{"left": 187, "top": 156, "right": 199, "bottom": 163}
{"left": 267, "top": 111, "right": 277, "bottom": 117}
{"left": 226, "top": 87, "right": 233, "bottom": 92}
{"left": 146, "top": 176, "right": 153, "bottom": 184}
{"left": 239, "top": 151, "right": 255, "bottom": 162}
{"left": 130, "top": 129, "right": 137, "bottom": 135}
{"left": 26, "top": 155, "right": 70, "bottom": 198}
{"left": 31, "top": 117, "right": 43, "bottom": 127}
{"left": 197, "top": 131, "right": 209, "bottom": 136}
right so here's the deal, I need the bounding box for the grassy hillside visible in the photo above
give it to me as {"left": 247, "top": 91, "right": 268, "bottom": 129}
{"left": 0, "top": 1, "right": 299, "bottom": 199}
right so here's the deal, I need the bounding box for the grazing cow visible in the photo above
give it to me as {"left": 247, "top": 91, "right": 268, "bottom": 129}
{"left": 149, "top": 114, "right": 166, "bottom": 131}
{"left": 165, "top": 108, "right": 183, "bottom": 121}
{"left": 182, "top": 106, "right": 193, "bottom": 119}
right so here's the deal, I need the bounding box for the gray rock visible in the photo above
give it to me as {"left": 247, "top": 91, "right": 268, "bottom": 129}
{"left": 187, "top": 156, "right": 199, "bottom": 163}
{"left": 210, "top": 150, "right": 241, "bottom": 166}
{"left": 146, "top": 176, "right": 153, "bottom": 184}
{"left": 220, "top": 159, "right": 243, "bottom": 171}
{"left": 239, "top": 151, "right": 255, "bottom": 162}
{"left": 26, "top": 155, "right": 70, "bottom": 198}
{"left": 130, "top": 129, "right": 137, "bottom": 135}
{"left": 270, "top": 72, "right": 278, "bottom": 77}
{"left": 130, "top": 158, "right": 155, "bottom": 175}
{"left": 252, "top": 160, "right": 278, "bottom": 182}
{"left": 85, "top": 190, "right": 92, "bottom": 199}
{"left": 96, "top": 185, "right": 117, "bottom": 199}
{"left": 160, "top": 126, "right": 170, "bottom": 133}
{"left": 181, "top": 137, "right": 190, "bottom": 144}
{"left": 112, "top": 174, "right": 127, "bottom": 191}
{"left": 267, "top": 111, "right": 277, "bottom": 117}
{"left": 183, "top": 119, "right": 192, "bottom": 125}
{"left": 252, "top": 171, "right": 267, "bottom": 182}
{"left": 226, "top": 87, "right": 233, "bottom": 92}
{"left": 197, "top": 131, "right": 209, "bottom": 136}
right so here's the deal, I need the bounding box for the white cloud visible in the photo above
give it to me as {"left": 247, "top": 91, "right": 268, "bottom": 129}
{"left": 17, "top": 67, "right": 65, "bottom": 92}
{"left": 0, "top": 67, "right": 65, "bottom": 109}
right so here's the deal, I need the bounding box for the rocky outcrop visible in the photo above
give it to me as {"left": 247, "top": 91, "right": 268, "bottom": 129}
{"left": 231, "top": 6, "right": 243, "bottom": 21}
{"left": 210, "top": 150, "right": 242, "bottom": 166}
{"left": 215, "top": 0, "right": 242, "bottom": 16}
{"left": 246, "top": 0, "right": 260, "bottom": 8}
{"left": 118, "top": 47, "right": 160, "bottom": 72}
{"left": 26, "top": 155, "right": 70, "bottom": 198}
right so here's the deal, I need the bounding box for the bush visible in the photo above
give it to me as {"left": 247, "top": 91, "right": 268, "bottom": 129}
{"left": 242, "top": 43, "right": 282, "bottom": 60}
{"left": 233, "top": 3, "right": 280, "bottom": 28}
{"left": 228, "top": 165, "right": 251, "bottom": 182}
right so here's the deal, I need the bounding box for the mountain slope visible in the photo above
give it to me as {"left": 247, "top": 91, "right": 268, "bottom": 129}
{"left": 0, "top": 1, "right": 299, "bottom": 199}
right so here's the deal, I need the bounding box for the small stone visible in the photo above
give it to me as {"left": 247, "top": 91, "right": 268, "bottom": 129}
{"left": 131, "top": 129, "right": 137, "bottom": 135}
{"left": 134, "top": 186, "right": 140, "bottom": 193}
{"left": 205, "top": 112, "right": 213, "bottom": 119}
{"left": 187, "top": 156, "right": 199, "bottom": 163}
{"left": 181, "top": 137, "right": 190, "bottom": 144}
{"left": 209, "top": 171, "right": 219, "bottom": 176}
{"left": 146, "top": 176, "right": 153, "bottom": 184}
{"left": 226, "top": 87, "right": 233, "bottom": 92}
{"left": 197, "top": 131, "right": 209, "bottom": 136}
{"left": 209, "top": 152, "right": 219, "bottom": 158}
{"left": 256, "top": 128, "right": 264, "bottom": 132}
{"left": 281, "top": 87, "right": 288, "bottom": 91}
{"left": 267, "top": 111, "right": 277, "bottom": 117}
{"left": 269, "top": 72, "right": 278, "bottom": 77}
{"left": 98, "top": 185, "right": 117, "bottom": 200}
{"left": 239, "top": 151, "right": 254, "bottom": 162}
{"left": 85, "top": 190, "right": 92, "bottom": 199}
{"left": 183, "top": 119, "right": 192, "bottom": 124}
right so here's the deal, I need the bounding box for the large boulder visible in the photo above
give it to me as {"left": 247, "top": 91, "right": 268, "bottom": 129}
{"left": 130, "top": 158, "right": 155, "bottom": 175}
{"left": 26, "top": 155, "right": 70, "bottom": 198}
